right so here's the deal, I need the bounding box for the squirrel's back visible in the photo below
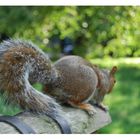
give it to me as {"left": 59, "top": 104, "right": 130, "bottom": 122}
{"left": 47, "top": 55, "right": 98, "bottom": 103}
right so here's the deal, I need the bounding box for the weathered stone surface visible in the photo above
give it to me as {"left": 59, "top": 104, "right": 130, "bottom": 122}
{"left": 0, "top": 106, "right": 111, "bottom": 134}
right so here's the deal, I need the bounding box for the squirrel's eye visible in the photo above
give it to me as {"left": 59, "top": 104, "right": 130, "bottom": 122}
{"left": 114, "top": 80, "right": 116, "bottom": 83}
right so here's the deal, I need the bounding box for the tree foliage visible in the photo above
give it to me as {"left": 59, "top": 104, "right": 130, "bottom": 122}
{"left": 0, "top": 6, "right": 140, "bottom": 59}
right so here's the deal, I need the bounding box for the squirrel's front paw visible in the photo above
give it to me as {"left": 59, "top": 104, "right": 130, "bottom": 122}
{"left": 98, "top": 103, "right": 109, "bottom": 112}
{"left": 87, "top": 106, "right": 97, "bottom": 116}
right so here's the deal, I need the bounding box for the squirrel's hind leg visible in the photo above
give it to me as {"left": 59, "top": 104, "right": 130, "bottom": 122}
{"left": 68, "top": 101, "right": 97, "bottom": 116}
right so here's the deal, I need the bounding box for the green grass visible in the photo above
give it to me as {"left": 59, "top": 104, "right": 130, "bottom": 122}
{"left": 0, "top": 97, "right": 21, "bottom": 115}
{"left": 0, "top": 57, "right": 140, "bottom": 133}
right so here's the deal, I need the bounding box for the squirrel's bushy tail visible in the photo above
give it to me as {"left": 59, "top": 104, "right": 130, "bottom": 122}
{"left": 16, "top": 80, "right": 62, "bottom": 116}
{"left": 0, "top": 39, "right": 61, "bottom": 116}
{"left": 4, "top": 78, "right": 62, "bottom": 116}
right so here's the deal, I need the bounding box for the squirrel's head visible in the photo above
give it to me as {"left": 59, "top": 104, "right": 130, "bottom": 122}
{"left": 101, "top": 66, "right": 117, "bottom": 94}
{"left": 91, "top": 65, "right": 117, "bottom": 104}
{"left": 99, "top": 66, "right": 117, "bottom": 95}
{"left": 108, "top": 66, "right": 117, "bottom": 93}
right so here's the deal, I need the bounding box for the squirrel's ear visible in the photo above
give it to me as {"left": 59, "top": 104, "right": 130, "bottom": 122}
{"left": 110, "top": 66, "right": 117, "bottom": 75}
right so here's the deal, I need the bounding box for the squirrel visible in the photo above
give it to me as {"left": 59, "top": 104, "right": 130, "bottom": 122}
{"left": 0, "top": 39, "right": 61, "bottom": 116}
{"left": 44, "top": 55, "right": 117, "bottom": 115}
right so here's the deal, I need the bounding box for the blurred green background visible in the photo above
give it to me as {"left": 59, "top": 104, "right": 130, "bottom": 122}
{"left": 0, "top": 6, "right": 140, "bottom": 133}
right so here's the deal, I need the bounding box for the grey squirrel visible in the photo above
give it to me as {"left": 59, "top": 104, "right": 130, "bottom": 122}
{"left": 0, "top": 39, "right": 61, "bottom": 116}
{"left": 44, "top": 55, "right": 117, "bottom": 115}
